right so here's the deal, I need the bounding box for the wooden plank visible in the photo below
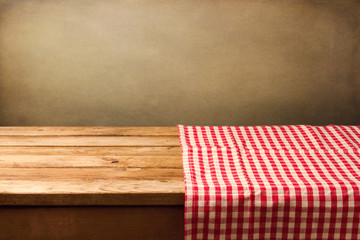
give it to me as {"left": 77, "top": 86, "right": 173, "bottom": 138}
{"left": 0, "top": 146, "right": 182, "bottom": 156}
{"left": 0, "top": 206, "right": 184, "bottom": 239}
{"left": 0, "top": 136, "right": 180, "bottom": 147}
{"left": 0, "top": 155, "right": 182, "bottom": 168}
{"left": 0, "top": 168, "right": 183, "bottom": 181}
{"left": 0, "top": 168, "right": 185, "bottom": 205}
{"left": 0, "top": 127, "right": 179, "bottom": 136}
{"left": 0, "top": 179, "right": 184, "bottom": 194}
{"left": 0, "top": 180, "right": 184, "bottom": 205}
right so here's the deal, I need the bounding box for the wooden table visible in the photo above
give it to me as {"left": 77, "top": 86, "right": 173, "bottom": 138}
{"left": 0, "top": 127, "right": 184, "bottom": 240}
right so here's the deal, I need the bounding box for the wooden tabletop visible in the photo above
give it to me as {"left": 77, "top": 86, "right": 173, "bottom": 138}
{"left": 0, "top": 127, "right": 184, "bottom": 206}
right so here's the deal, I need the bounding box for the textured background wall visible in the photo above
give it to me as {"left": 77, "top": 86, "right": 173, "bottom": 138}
{"left": 0, "top": 0, "right": 359, "bottom": 126}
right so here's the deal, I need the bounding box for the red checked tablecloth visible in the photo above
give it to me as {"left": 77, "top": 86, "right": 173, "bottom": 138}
{"left": 178, "top": 125, "right": 360, "bottom": 240}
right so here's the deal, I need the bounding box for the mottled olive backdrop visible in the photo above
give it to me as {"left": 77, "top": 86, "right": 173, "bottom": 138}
{"left": 0, "top": 0, "right": 359, "bottom": 126}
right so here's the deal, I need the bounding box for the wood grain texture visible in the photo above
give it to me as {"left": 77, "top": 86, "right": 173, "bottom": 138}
{"left": 0, "top": 136, "right": 180, "bottom": 146}
{"left": 0, "top": 146, "right": 181, "bottom": 156}
{"left": 0, "top": 127, "right": 179, "bottom": 136}
{"left": 0, "top": 168, "right": 183, "bottom": 180}
{"left": 0, "top": 155, "right": 182, "bottom": 168}
{"left": 0, "top": 127, "right": 184, "bottom": 206}
{"left": 0, "top": 206, "right": 184, "bottom": 240}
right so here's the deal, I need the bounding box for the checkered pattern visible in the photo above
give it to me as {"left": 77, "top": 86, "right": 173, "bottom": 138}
{"left": 178, "top": 125, "right": 360, "bottom": 240}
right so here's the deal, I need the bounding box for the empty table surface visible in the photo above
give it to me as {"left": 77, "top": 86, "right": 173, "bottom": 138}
{"left": 0, "top": 127, "right": 184, "bottom": 206}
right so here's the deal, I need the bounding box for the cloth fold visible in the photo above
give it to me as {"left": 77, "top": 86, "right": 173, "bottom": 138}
{"left": 179, "top": 125, "right": 360, "bottom": 240}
